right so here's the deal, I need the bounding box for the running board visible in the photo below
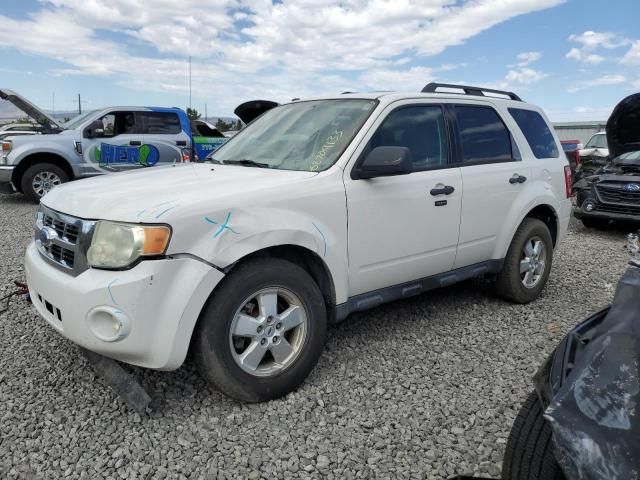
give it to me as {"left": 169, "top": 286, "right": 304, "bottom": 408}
{"left": 335, "top": 259, "right": 504, "bottom": 322}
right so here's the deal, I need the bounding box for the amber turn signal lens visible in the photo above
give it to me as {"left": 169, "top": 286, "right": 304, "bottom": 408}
{"left": 142, "top": 226, "right": 171, "bottom": 255}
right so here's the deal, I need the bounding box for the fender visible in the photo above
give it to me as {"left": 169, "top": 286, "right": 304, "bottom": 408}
{"left": 167, "top": 205, "right": 349, "bottom": 304}
{"left": 491, "top": 177, "right": 561, "bottom": 260}
{"left": 8, "top": 139, "right": 79, "bottom": 166}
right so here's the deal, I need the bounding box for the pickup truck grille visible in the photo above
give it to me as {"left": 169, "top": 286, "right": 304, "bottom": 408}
{"left": 35, "top": 206, "right": 95, "bottom": 276}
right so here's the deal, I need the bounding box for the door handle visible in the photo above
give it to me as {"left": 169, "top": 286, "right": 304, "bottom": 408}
{"left": 129, "top": 140, "right": 142, "bottom": 146}
{"left": 176, "top": 140, "right": 187, "bottom": 147}
{"left": 430, "top": 184, "right": 455, "bottom": 196}
{"left": 509, "top": 174, "right": 527, "bottom": 184}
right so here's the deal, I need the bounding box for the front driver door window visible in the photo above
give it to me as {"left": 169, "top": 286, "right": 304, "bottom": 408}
{"left": 344, "top": 104, "right": 463, "bottom": 296}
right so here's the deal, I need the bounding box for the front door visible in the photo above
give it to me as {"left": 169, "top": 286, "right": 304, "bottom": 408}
{"left": 344, "top": 104, "right": 462, "bottom": 296}
{"left": 81, "top": 110, "right": 146, "bottom": 174}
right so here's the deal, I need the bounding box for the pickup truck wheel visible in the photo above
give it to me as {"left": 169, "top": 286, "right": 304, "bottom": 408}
{"left": 21, "top": 163, "right": 69, "bottom": 202}
{"left": 194, "top": 257, "right": 327, "bottom": 402}
{"left": 502, "top": 390, "right": 565, "bottom": 480}
{"left": 494, "top": 218, "right": 553, "bottom": 303}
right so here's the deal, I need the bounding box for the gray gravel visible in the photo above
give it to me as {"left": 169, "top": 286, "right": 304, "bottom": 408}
{"left": 0, "top": 192, "right": 632, "bottom": 479}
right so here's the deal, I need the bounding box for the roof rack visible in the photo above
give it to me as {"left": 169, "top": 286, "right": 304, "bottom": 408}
{"left": 421, "top": 82, "right": 522, "bottom": 102}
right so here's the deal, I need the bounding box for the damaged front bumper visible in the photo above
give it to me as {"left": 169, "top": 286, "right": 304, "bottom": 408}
{"left": 24, "top": 241, "right": 224, "bottom": 370}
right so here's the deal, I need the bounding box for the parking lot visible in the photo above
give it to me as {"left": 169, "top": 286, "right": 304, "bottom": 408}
{"left": 0, "top": 192, "right": 630, "bottom": 479}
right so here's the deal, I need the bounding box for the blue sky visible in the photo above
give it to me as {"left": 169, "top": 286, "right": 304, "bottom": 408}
{"left": 0, "top": 0, "right": 638, "bottom": 121}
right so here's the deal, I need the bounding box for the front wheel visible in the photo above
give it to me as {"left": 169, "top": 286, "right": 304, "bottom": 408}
{"left": 194, "top": 257, "right": 327, "bottom": 402}
{"left": 21, "top": 163, "right": 69, "bottom": 202}
{"left": 494, "top": 218, "right": 553, "bottom": 303}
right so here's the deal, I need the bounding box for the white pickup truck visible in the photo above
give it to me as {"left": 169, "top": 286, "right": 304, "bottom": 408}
{"left": 25, "top": 83, "right": 572, "bottom": 402}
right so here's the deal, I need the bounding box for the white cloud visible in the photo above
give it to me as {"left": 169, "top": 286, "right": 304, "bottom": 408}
{"left": 505, "top": 67, "right": 547, "bottom": 84}
{"left": 622, "top": 41, "right": 640, "bottom": 66}
{"left": 0, "top": 0, "right": 566, "bottom": 114}
{"left": 565, "top": 30, "right": 631, "bottom": 65}
{"left": 514, "top": 51, "right": 541, "bottom": 67}
{"left": 565, "top": 48, "right": 605, "bottom": 64}
{"left": 568, "top": 74, "right": 626, "bottom": 93}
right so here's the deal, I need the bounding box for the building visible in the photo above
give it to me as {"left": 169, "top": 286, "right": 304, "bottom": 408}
{"left": 553, "top": 121, "right": 607, "bottom": 145}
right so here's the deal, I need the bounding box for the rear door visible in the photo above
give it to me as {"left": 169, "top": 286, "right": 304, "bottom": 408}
{"left": 451, "top": 103, "right": 532, "bottom": 268}
{"left": 344, "top": 102, "right": 463, "bottom": 296}
{"left": 137, "top": 110, "right": 190, "bottom": 165}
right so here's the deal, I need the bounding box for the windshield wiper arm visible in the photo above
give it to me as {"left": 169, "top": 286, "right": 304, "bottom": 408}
{"left": 222, "top": 159, "right": 270, "bottom": 168}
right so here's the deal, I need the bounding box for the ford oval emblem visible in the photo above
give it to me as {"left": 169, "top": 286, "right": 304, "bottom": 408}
{"left": 624, "top": 183, "right": 640, "bottom": 192}
{"left": 38, "top": 226, "right": 57, "bottom": 247}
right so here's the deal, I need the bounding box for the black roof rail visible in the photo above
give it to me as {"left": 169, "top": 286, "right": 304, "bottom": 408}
{"left": 421, "top": 82, "right": 522, "bottom": 102}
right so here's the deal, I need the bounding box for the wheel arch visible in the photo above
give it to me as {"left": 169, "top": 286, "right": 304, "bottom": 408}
{"left": 524, "top": 204, "right": 559, "bottom": 248}
{"left": 12, "top": 152, "right": 74, "bottom": 191}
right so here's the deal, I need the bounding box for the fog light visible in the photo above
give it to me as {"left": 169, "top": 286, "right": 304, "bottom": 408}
{"left": 86, "top": 306, "right": 131, "bottom": 342}
{"left": 584, "top": 201, "right": 595, "bottom": 212}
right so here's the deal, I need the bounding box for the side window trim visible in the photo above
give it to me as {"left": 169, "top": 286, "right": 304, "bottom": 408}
{"left": 449, "top": 104, "right": 517, "bottom": 167}
{"left": 351, "top": 103, "right": 455, "bottom": 176}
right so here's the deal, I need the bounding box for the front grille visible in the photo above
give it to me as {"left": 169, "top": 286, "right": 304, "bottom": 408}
{"left": 35, "top": 206, "right": 95, "bottom": 276}
{"left": 596, "top": 184, "right": 640, "bottom": 207}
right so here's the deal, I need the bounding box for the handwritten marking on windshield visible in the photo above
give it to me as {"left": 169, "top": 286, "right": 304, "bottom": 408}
{"left": 310, "top": 130, "right": 343, "bottom": 172}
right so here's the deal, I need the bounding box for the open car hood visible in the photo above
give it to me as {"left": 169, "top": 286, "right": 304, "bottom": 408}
{"left": 0, "top": 89, "right": 64, "bottom": 133}
{"left": 234, "top": 100, "right": 279, "bottom": 124}
{"left": 606, "top": 92, "right": 640, "bottom": 158}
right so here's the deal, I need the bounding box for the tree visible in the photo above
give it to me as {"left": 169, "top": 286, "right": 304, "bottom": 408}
{"left": 186, "top": 107, "right": 201, "bottom": 120}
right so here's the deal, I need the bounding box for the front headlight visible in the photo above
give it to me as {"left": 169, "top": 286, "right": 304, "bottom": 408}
{"left": 1, "top": 140, "right": 12, "bottom": 163}
{"left": 87, "top": 221, "right": 171, "bottom": 269}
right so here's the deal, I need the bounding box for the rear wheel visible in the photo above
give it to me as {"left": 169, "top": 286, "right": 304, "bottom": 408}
{"left": 494, "top": 218, "right": 553, "bottom": 303}
{"left": 194, "top": 257, "right": 327, "bottom": 402}
{"left": 21, "top": 163, "right": 69, "bottom": 202}
{"left": 502, "top": 391, "right": 565, "bottom": 480}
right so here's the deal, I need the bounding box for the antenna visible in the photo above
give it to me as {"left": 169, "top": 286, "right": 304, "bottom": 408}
{"left": 78, "top": 93, "right": 82, "bottom": 115}
{"left": 189, "top": 56, "right": 192, "bottom": 109}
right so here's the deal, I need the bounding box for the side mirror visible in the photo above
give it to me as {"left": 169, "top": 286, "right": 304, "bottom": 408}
{"left": 353, "top": 146, "right": 412, "bottom": 180}
{"left": 84, "top": 120, "right": 105, "bottom": 139}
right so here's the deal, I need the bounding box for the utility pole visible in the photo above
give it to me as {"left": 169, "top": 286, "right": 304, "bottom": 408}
{"left": 78, "top": 94, "right": 82, "bottom": 115}
{"left": 189, "top": 56, "right": 192, "bottom": 109}
{"left": 205, "top": 103, "right": 208, "bottom": 121}
{"left": 52, "top": 91, "right": 55, "bottom": 115}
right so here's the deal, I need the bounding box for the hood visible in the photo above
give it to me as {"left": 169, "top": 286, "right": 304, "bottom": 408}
{"left": 234, "top": 100, "right": 279, "bottom": 124}
{"left": 606, "top": 92, "right": 640, "bottom": 158}
{"left": 41, "top": 163, "right": 317, "bottom": 221}
{"left": 0, "top": 89, "right": 64, "bottom": 133}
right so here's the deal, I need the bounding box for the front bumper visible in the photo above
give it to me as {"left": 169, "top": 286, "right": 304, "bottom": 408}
{"left": 574, "top": 204, "right": 640, "bottom": 222}
{"left": 25, "top": 242, "right": 225, "bottom": 370}
{"left": 0, "top": 165, "right": 16, "bottom": 193}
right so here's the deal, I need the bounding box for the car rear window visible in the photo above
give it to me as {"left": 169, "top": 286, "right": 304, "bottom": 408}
{"left": 509, "top": 108, "right": 559, "bottom": 159}
{"left": 562, "top": 142, "right": 579, "bottom": 151}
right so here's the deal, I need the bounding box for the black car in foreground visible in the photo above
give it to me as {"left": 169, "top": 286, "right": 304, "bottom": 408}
{"left": 574, "top": 92, "right": 640, "bottom": 228}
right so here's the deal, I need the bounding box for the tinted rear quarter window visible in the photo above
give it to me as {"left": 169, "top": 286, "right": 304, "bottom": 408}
{"left": 455, "top": 106, "right": 513, "bottom": 164}
{"left": 139, "top": 112, "right": 181, "bottom": 135}
{"left": 509, "top": 108, "right": 559, "bottom": 159}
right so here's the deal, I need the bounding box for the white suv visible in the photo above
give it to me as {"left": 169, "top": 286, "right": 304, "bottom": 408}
{"left": 25, "top": 83, "right": 572, "bottom": 402}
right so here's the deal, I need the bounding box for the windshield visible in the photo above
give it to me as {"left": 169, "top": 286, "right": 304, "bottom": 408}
{"left": 585, "top": 134, "right": 608, "bottom": 149}
{"left": 63, "top": 110, "right": 99, "bottom": 130}
{"left": 211, "top": 99, "right": 377, "bottom": 171}
{"left": 615, "top": 150, "right": 640, "bottom": 162}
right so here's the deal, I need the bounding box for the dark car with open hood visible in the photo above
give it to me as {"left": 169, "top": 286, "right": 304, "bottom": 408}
{"left": 574, "top": 92, "right": 640, "bottom": 228}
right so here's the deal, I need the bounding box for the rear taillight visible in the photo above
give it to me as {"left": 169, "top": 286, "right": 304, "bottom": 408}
{"left": 564, "top": 165, "right": 573, "bottom": 198}
{"left": 181, "top": 148, "right": 191, "bottom": 162}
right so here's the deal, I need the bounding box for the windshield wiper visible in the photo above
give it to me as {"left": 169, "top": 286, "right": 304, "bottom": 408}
{"left": 222, "top": 159, "right": 270, "bottom": 168}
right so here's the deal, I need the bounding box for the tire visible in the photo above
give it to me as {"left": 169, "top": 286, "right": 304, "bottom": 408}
{"left": 494, "top": 218, "right": 553, "bottom": 304}
{"left": 194, "top": 257, "right": 327, "bottom": 402}
{"left": 502, "top": 391, "right": 565, "bottom": 480}
{"left": 21, "top": 163, "right": 69, "bottom": 202}
{"left": 581, "top": 218, "right": 609, "bottom": 229}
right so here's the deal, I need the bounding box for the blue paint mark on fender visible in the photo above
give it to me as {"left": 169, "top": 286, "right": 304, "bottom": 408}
{"left": 312, "top": 222, "right": 327, "bottom": 257}
{"left": 204, "top": 212, "right": 239, "bottom": 238}
{"left": 107, "top": 279, "right": 119, "bottom": 306}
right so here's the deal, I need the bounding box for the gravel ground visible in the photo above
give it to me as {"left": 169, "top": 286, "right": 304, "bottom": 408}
{"left": 0, "top": 192, "right": 632, "bottom": 480}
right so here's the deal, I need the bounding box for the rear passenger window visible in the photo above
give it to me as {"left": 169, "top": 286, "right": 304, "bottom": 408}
{"left": 455, "top": 106, "right": 513, "bottom": 164}
{"left": 508, "top": 108, "right": 559, "bottom": 159}
{"left": 138, "top": 112, "right": 182, "bottom": 135}
{"left": 366, "top": 106, "right": 448, "bottom": 171}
